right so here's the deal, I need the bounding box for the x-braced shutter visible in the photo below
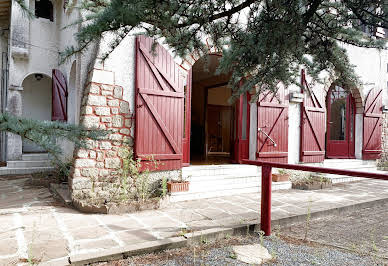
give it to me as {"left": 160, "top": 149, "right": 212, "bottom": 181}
{"left": 52, "top": 69, "right": 68, "bottom": 121}
{"left": 135, "top": 36, "right": 185, "bottom": 171}
{"left": 257, "top": 85, "right": 288, "bottom": 163}
{"left": 363, "top": 87, "right": 383, "bottom": 160}
{"left": 300, "top": 69, "right": 325, "bottom": 162}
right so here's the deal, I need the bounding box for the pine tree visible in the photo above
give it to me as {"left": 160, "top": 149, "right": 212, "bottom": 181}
{"left": 58, "top": 0, "right": 387, "bottom": 100}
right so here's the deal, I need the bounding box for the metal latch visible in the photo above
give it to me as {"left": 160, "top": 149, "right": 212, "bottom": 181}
{"left": 258, "top": 127, "right": 277, "bottom": 147}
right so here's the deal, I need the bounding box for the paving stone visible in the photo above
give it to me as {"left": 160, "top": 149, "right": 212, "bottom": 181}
{"left": 75, "top": 238, "right": 118, "bottom": 251}
{"left": 104, "top": 217, "right": 143, "bottom": 232}
{"left": 0, "top": 257, "right": 19, "bottom": 265}
{"left": 232, "top": 244, "right": 272, "bottom": 264}
{"left": 0, "top": 239, "right": 18, "bottom": 256}
{"left": 160, "top": 209, "right": 206, "bottom": 223}
{"left": 69, "top": 226, "right": 110, "bottom": 240}
{"left": 63, "top": 216, "right": 100, "bottom": 228}
{"left": 28, "top": 239, "right": 69, "bottom": 262}
{"left": 116, "top": 229, "right": 158, "bottom": 244}
{"left": 24, "top": 229, "right": 64, "bottom": 242}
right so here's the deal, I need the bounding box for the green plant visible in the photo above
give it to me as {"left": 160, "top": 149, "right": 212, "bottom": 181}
{"left": 200, "top": 235, "right": 208, "bottom": 244}
{"left": 290, "top": 171, "right": 331, "bottom": 186}
{"left": 162, "top": 177, "right": 168, "bottom": 197}
{"left": 277, "top": 168, "right": 288, "bottom": 175}
{"left": 110, "top": 143, "right": 160, "bottom": 203}
{"left": 55, "top": 159, "right": 73, "bottom": 183}
{"left": 258, "top": 230, "right": 265, "bottom": 246}
{"left": 229, "top": 252, "right": 237, "bottom": 259}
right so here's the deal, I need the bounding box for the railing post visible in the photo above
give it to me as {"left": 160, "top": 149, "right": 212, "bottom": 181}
{"left": 261, "top": 165, "right": 272, "bottom": 236}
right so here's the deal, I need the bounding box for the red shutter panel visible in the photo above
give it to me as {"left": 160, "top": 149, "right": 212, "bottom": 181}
{"left": 52, "top": 69, "right": 68, "bottom": 121}
{"left": 300, "top": 69, "right": 325, "bottom": 162}
{"left": 363, "top": 88, "right": 383, "bottom": 160}
{"left": 256, "top": 85, "right": 288, "bottom": 163}
{"left": 135, "top": 36, "right": 185, "bottom": 171}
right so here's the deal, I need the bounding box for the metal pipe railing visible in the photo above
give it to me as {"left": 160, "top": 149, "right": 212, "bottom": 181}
{"left": 242, "top": 159, "right": 388, "bottom": 236}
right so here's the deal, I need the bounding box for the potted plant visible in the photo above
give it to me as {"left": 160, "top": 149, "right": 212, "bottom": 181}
{"left": 291, "top": 172, "right": 332, "bottom": 190}
{"left": 167, "top": 174, "right": 190, "bottom": 193}
{"left": 272, "top": 169, "right": 290, "bottom": 182}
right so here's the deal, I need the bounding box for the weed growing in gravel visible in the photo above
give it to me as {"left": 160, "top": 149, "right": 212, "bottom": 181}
{"left": 200, "top": 235, "right": 209, "bottom": 244}
{"left": 304, "top": 198, "right": 312, "bottom": 241}
{"left": 229, "top": 252, "right": 237, "bottom": 259}
{"left": 259, "top": 230, "right": 265, "bottom": 246}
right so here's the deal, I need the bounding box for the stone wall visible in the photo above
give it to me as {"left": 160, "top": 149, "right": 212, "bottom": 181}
{"left": 69, "top": 68, "right": 134, "bottom": 204}
{"left": 378, "top": 113, "right": 388, "bottom": 168}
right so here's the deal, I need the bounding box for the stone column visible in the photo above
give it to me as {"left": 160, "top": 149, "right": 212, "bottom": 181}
{"left": 70, "top": 68, "right": 134, "bottom": 207}
{"left": 6, "top": 85, "right": 23, "bottom": 160}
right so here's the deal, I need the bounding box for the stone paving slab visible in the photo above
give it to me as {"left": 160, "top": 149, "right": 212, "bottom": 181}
{"left": 1, "top": 176, "right": 388, "bottom": 265}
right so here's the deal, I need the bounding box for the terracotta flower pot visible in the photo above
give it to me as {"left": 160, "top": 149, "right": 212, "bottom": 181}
{"left": 167, "top": 181, "right": 189, "bottom": 193}
{"left": 272, "top": 173, "right": 289, "bottom": 182}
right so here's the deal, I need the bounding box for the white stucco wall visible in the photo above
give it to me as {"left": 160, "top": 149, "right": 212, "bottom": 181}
{"left": 6, "top": 0, "right": 99, "bottom": 160}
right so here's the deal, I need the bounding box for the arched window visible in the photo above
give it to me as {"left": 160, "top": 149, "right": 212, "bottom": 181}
{"left": 35, "top": 0, "right": 54, "bottom": 21}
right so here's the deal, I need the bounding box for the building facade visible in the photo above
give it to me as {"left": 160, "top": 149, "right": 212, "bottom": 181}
{"left": 0, "top": 0, "right": 387, "bottom": 206}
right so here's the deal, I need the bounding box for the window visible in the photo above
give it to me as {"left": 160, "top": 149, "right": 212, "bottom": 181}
{"left": 35, "top": 0, "right": 54, "bottom": 21}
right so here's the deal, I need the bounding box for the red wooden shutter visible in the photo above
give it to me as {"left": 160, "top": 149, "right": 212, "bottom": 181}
{"left": 257, "top": 85, "right": 288, "bottom": 163}
{"left": 363, "top": 87, "right": 383, "bottom": 160}
{"left": 52, "top": 69, "right": 68, "bottom": 121}
{"left": 300, "top": 69, "right": 325, "bottom": 162}
{"left": 135, "top": 36, "right": 185, "bottom": 171}
{"left": 182, "top": 69, "right": 192, "bottom": 166}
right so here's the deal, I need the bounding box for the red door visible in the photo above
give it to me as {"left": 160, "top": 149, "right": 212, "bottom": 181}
{"left": 232, "top": 92, "right": 251, "bottom": 163}
{"left": 363, "top": 88, "right": 383, "bottom": 160}
{"left": 182, "top": 70, "right": 192, "bottom": 166}
{"left": 300, "top": 70, "right": 325, "bottom": 163}
{"left": 326, "top": 85, "right": 355, "bottom": 158}
{"left": 257, "top": 85, "right": 288, "bottom": 163}
{"left": 135, "top": 36, "right": 185, "bottom": 170}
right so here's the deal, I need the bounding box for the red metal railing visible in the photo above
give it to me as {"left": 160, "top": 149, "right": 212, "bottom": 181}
{"left": 242, "top": 159, "right": 388, "bottom": 236}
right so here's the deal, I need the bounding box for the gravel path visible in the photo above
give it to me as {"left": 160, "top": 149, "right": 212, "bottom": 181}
{"left": 97, "top": 202, "right": 388, "bottom": 265}
{"left": 97, "top": 234, "right": 385, "bottom": 265}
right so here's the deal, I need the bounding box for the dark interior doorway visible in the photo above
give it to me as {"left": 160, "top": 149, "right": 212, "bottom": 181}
{"left": 190, "top": 55, "right": 234, "bottom": 164}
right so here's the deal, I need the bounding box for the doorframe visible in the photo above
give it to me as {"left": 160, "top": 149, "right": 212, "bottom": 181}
{"left": 183, "top": 73, "right": 250, "bottom": 165}
{"left": 326, "top": 85, "right": 356, "bottom": 159}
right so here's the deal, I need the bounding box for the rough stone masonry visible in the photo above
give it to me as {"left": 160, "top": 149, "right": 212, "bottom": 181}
{"left": 69, "top": 68, "right": 134, "bottom": 206}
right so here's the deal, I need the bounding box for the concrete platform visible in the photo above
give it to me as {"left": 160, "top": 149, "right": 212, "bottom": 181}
{"left": 1, "top": 175, "right": 388, "bottom": 265}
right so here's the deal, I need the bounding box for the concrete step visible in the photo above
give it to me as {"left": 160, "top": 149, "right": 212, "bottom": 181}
{"left": 169, "top": 181, "right": 291, "bottom": 202}
{"left": 0, "top": 166, "right": 55, "bottom": 176}
{"left": 188, "top": 173, "right": 261, "bottom": 182}
{"left": 182, "top": 165, "right": 259, "bottom": 178}
{"left": 322, "top": 159, "right": 376, "bottom": 168}
{"left": 7, "top": 160, "right": 52, "bottom": 168}
{"left": 22, "top": 153, "right": 50, "bottom": 161}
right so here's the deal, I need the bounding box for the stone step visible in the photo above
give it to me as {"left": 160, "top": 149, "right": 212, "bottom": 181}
{"left": 7, "top": 160, "right": 52, "bottom": 168}
{"left": 22, "top": 153, "right": 50, "bottom": 161}
{"left": 188, "top": 173, "right": 261, "bottom": 182}
{"left": 322, "top": 159, "right": 376, "bottom": 168}
{"left": 182, "top": 165, "right": 259, "bottom": 178}
{"left": 169, "top": 181, "right": 291, "bottom": 202}
{"left": 0, "top": 166, "right": 55, "bottom": 176}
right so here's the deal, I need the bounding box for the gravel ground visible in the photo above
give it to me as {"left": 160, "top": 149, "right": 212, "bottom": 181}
{"left": 96, "top": 203, "right": 388, "bottom": 266}
{"left": 96, "top": 234, "right": 385, "bottom": 265}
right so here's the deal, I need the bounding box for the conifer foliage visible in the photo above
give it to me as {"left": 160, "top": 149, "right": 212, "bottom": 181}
{"left": 60, "top": 0, "right": 387, "bottom": 99}
{"left": 0, "top": 112, "right": 106, "bottom": 163}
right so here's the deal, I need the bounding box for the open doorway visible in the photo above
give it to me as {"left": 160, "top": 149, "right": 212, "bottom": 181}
{"left": 22, "top": 73, "right": 52, "bottom": 153}
{"left": 190, "top": 55, "right": 234, "bottom": 164}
